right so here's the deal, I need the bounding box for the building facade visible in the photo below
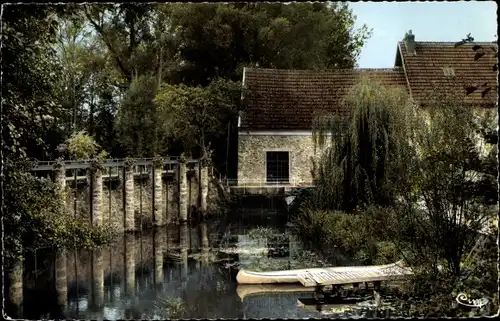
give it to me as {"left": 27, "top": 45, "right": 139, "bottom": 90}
{"left": 237, "top": 33, "right": 497, "bottom": 187}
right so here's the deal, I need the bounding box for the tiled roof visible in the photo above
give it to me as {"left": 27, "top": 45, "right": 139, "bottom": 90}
{"left": 397, "top": 41, "right": 498, "bottom": 106}
{"left": 240, "top": 68, "right": 408, "bottom": 130}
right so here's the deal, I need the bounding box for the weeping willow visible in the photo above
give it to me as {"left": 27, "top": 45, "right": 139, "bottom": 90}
{"left": 311, "top": 75, "right": 419, "bottom": 212}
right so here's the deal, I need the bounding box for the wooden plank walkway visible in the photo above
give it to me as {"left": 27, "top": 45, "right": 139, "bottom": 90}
{"left": 296, "top": 263, "right": 412, "bottom": 287}
{"left": 236, "top": 260, "right": 413, "bottom": 287}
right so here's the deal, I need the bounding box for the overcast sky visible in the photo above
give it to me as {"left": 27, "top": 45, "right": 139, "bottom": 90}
{"left": 349, "top": 1, "right": 498, "bottom": 68}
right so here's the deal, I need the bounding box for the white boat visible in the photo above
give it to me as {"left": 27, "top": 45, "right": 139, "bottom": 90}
{"left": 236, "top": 260, "right": 412, "bottom": 286}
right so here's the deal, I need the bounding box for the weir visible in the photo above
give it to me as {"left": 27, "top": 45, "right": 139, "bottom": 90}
{"left": 31, "top": 157, "right": 212, "bottom": 231}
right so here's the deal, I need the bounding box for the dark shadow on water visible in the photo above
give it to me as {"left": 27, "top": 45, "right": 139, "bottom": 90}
{"left": 4, "top": 202, "right": 405, "bottom": 319}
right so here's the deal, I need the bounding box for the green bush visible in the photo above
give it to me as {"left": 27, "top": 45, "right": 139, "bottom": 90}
{"left": 291, "top": 206, "right": 399, "bottom": 264}
{"left": 4, "top": 163, "right": 117, "bottom": 267}
{"left": 66, "top": 130, "right": 108, "bottom": 159}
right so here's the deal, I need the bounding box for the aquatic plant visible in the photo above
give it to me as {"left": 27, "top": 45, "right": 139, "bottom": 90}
{"left": 153, "top": 295, "right": 186, "bottom": 319}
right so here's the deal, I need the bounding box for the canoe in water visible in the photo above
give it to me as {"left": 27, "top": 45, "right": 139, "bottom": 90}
{"left": 236, "top": 260, "right": 412, "bottom": 286}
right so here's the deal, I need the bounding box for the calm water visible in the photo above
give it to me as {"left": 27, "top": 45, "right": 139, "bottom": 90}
{"left": 5, "top": 204, "right": 407, "bottom": 319}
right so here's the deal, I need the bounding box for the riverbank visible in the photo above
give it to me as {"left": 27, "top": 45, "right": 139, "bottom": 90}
{"left": 289, "top": 205, "right": 498, "bottom": 317}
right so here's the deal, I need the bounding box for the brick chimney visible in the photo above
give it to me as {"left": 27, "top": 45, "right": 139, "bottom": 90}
{"left": 404, "top": 30, "right": 416, "bottom": 55}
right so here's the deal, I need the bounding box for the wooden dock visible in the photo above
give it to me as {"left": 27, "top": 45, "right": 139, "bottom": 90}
{"left": 236, "top": 260, "right": 413, "bottom": 287}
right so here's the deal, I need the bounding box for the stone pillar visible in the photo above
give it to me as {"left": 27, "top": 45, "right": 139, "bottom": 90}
{"left": 124, "top": 234, "right": 136, "bottom": 296}
{"left": 178, "top": 156, "right": 188, "bottom": 222}
{"left": 152, "top": 160, "right": 163, "bottom": 226}
{"left": 91, "top": 249, "right": 104, "bottom": 308}
{"left": 153, "top": 230, "right": 163, "bottom": 288}
{"left": 7, "top": 260, "right": 23, "bottom": 318}
{"left": 54, "top": 161, "right": 66, "bottom": 207}
{"left": 124, "top": 164, "right": 135, "bottom": 232}
{"left": 199, "top": 160, "right": 209, "bottom": 217}
{"left": 55, "top": 251, "right": 68, "bottom": 313}
{"left": 88, "top": 164, "right": 103, "bottom": 227}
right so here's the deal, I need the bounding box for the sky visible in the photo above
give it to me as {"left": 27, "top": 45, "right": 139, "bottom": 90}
{"left": 349, "top": 1, "right": 498, "bottom": 68}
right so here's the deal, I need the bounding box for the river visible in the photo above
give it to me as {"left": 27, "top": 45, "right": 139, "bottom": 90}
{"left": 4, "top": 200, "right": 409, "bottom": 319}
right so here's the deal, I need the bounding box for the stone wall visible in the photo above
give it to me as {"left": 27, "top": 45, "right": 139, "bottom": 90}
{"left": 64, "top": 175, "right": 202, "bottom": 230}
{"left": 238, "top": 134, "right": 328, "bottom": 186}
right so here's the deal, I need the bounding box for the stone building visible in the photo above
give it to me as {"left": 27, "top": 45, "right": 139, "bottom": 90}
{"left": 237, "top": 32, "right": 497, "bottom": 187}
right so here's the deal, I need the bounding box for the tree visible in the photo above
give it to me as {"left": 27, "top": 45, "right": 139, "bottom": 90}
{"left": 1, "top": 4, "right": 113, "bottom": 267}
{"left": 168, "top": 2, "right": 371, "bottom": 86}
{"left": 154, "top": 78, "right": 242, "bottom": 158}
{"left": 310, "top": 76, "right": 418, "bottom": 212}
{"left": 2, "top": 4, "right": 70, "bottom": 161}
{"left": 114, "top": 75, "right": 163, "bottom": 157}
{"left": 393, "top": 86, "right": 496, "bottom": 276}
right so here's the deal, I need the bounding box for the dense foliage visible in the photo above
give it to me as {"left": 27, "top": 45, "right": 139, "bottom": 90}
{"left": 294, "top": 77, "right": 497, "bottom": 317}
{"left": 2, "top": 3, "right": 370, "bottom": 267}
{"left": 311, "top": 76, "right": 418, "bottom": 212}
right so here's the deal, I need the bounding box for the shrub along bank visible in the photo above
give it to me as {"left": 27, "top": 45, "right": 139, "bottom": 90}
{"left": 290, "top": 202, "right": 498, "bottom": 317}
{"left": 4, "top": 160, "right": 117, "bottom": 268}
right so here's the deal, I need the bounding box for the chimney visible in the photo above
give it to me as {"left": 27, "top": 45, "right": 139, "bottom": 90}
{"left": 404, "top": 30, "right": 416, "bottom": 55}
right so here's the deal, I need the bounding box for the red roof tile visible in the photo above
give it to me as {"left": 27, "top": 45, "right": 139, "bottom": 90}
{"left": 397, "top": 41, "right": 498, "bottom": 106}
{"left": 240, "top": 68, "right": 408, "bottom": 130}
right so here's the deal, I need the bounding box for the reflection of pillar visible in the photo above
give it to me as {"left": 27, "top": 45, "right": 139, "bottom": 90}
{"left": 200, "top": 222, "right": 209, "bottom": 249}
{"left": 55, "top": 251, "right": 68, "bottom": 313}
{"left": 199, "top": 161, "right": 209, "bottom": 216}
{"left": 124, "top": 165, "right": 135, "bottom": 231}
{"left": 91, "top": 249, "right": 104, "bottom": 308}
{"left": 178, "top": 158, "right": 188, "bottom": 221}
{"left": 179, "top": 223, "right": 189, "bottom": 282}
{"left": 153, "top": 230, "right": 163, "bottom": 288}
{"left": 200, "top": 222, "right": 210, "bottom": 264}
{"left": 7, "top": 261, "right": 23, "bottom": 318}
{"left": 124, "top": 234, "right": 136, "bottom": 296}
{"left": 88, "top": 166, "right": 103, "bottom": 227}
{"left": 152, "top": 161, "right": 163, "bottom": 226}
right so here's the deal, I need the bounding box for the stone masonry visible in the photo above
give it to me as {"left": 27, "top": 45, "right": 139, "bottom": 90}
{"left": 238, "top": 134, "right": 328, "bottom": 186}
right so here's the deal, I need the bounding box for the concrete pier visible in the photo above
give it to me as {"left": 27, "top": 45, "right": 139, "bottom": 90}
{"left": 153, "top": 162, "right": 163, "bottom": 226}
{"left": 89, "top": 166, "right": 103, "bottom": 227}
{"left": 54, "top": 162, "right": 66, "bottom": 207}
{"left": 178, "top": 157, "right": 188, "bottom": 221}
{"left": 124, "top": 165, "right": 135, "bottom": 231}
{"left": 55, "top": 251, "right": 68, "bottom": 313}
{"left": 200, "top": 162, "right": 209, "bottom": 216}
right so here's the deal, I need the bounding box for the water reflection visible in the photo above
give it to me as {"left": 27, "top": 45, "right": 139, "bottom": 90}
{"left": 124, "top": 234, "right": 135, "bottom": 297}
{"left": 6, "top": 260, "right": 23, "bottom": 318}
{"left": 55, "top": 251, "right": 68, "bottom": 314}
{"left": 153, "top": 230, "right": 163, "bottom": 289}
{"left": 4, "top": 214, "right": 408, "bottom": 319}
{"left": 90, "top": 249, "right": 104, "bottom": 309}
